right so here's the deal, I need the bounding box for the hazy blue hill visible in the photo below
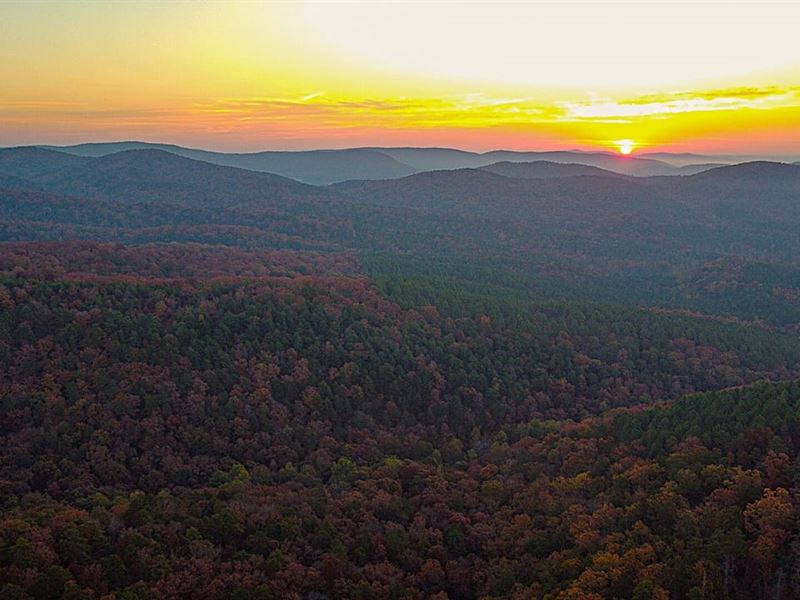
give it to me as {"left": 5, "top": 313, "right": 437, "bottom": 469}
{"left": 39, "top": 140, "right": 185, "bottom": 157}
{"left": 673, "top": 163, "right": 728, "bottom": 175}
{"left": 215, "top": 148, "right": 418, "bottom": 184}
{"left": 638, "top": 152, "right": 800, "bottom": 167}
{"left": 683, "top": 161, "right": 800, "bottom": 196}
{"left": 639, "top": 151, "right": 725, "bottom": 166}
{"left": 688, "top": 160, "right": 800, "bottom": 182}
{"left": 332, "top": 168, "right": 687, "bottom": 262}
{"left": 334, "top": 165, "right": 662, "bottom": 207}
{"left": 43, "top": 141, "right": 418, "bottom": 184}
{"left": 376, "top": 147, "right": 684, "bottom": 175}
{"left": 332, "top": 168, "right": 520, "bottom": 207}
{"left": 0, "top": 147, "right": 341, "bottom": 207}
{"left": 644, "top": 152, "right": 800, "bottom": 166}
{"left": 640, "top": 151, "right": 714, "bottom": 160}
{"left": 364, "top": 147, "right": 489, "bottom": 170}
{"left": 480, "top": 160, "right": 622, "bottom": 179}
{"left": 334, "top": 160, "right": 800, "bottom": 325}
{"left": 44, "top": 141, "right": 722, "bottom": 180}
{"left": 376, "top": 148, "right": 683, "bottom": 176}
{"left": 0, "top": 146, "right": 88, "bottom": 179}
{"left": 0, "top": 147, "right": 359, "bottom": 250}
{"left": 478, "top": 150, "right": 679, "bottom": 176}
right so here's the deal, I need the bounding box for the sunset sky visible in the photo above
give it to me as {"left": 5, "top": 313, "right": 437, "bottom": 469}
{"left": 2, "top": 0, "right": 799, "bottom": 155}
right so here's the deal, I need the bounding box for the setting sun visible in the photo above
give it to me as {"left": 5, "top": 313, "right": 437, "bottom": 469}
{"left": 618, "top": 140, "right": 635, "bottom": 155}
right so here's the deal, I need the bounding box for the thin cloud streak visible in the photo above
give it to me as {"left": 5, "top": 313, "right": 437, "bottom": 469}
{"left": 562, "top": 87, "right": 800, "bottom": 121}
{"left": 191, "top": 86, "right": 800, "bottom": 128}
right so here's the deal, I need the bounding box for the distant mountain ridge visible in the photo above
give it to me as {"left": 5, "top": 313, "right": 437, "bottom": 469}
{"left": 372, "top": 147, "right": 706, "bottom": 176}
{"left": 687, "top": 160, "right": 800, "bottom": 184}
{"left": 0, "top": 147, "right": 339, "bottom": 206}
{"left": 33, "top": 141, "right": 733, "bottom": 183}
{"left": 39, "top": 142, "right": 418, "bottom": 185}
{"left": 644, "top": 152, "right": 800, "bottom": 167}
{"left": 479, "top": 160, "right": 623, "bottom": 179}
{"left": 0, "top": 146, "right": 357, "bottom": 250}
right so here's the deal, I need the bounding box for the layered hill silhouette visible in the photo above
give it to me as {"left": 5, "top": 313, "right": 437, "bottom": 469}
{"left": 687, "top": 160, "right": 800, "bottom": 186}
{"left": 479, "top": 160, "right": 622, "bottom": 179}
{"left": 0, "top": 147, "right": 356, "bottom": 249}
{"left": 2, "top": 146, "right": 799, "bottom": 326}
{"left": 372, "top": 147, "right": 707, "bottom": 176}
{"left": 39, "top": 141, "right": 731, "bottom": 182}
{"left": 40, "top": 142, "right": 418, "bottom": 185}
{"left": 0, "top": 147, "right": 340, "bottom": 207}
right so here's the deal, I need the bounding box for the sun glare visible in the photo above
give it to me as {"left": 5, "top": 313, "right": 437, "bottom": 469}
{"left": 617, "top": 140, "right": 635, "bottom": 155}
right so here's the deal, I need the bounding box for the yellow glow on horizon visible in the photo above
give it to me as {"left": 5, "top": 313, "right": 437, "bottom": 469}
{"left": 0, "top": 1, "right": 799, "bottom": 155}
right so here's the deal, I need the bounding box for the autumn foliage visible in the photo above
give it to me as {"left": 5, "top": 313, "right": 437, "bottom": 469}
{"left": 1, "top": 243, "right": 800, "bottom": 599}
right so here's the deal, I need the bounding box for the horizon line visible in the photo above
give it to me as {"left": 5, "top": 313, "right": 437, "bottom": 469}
{"left": 3, "top": 139, "right": 800, "bottom": 160}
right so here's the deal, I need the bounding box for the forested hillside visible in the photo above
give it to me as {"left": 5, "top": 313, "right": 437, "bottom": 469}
{"left": 1, "top": 243, "right": 800, "bottom": 599}
{"left": 2, "top": 148, "right": 800, "bottom": 328}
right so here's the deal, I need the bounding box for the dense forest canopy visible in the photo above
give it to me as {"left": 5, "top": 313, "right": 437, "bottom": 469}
{"left": 1, "top": 147, "right": 800, "bottom": 599}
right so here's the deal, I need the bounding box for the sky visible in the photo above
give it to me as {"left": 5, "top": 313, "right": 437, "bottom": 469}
{"left": 1, "top": 0, "right": 799, "bottom": 155}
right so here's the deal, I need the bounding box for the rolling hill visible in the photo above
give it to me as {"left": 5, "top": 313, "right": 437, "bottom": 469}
{"left": 374, "top": 147, "right": 721, "bottom": 176}
{"left": 0, "top": 147, "right": 341, "bottom": 207}
{"left": 0, "top": 147, "right": 356, "bottom": 249}
{"left": 479, "top": 160, "right": 622, "bottom": 179}
{"left": 2, "top": 148, "right": 799, "bottom": 326}
{"left": 686, "top": 160, "right": 800, "bottom": 184}
{"left": 41, "top": 141, "right": 419, "bottom": 184}
{"left": 40, "top": 141, "right": 728, "bottom": 182}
